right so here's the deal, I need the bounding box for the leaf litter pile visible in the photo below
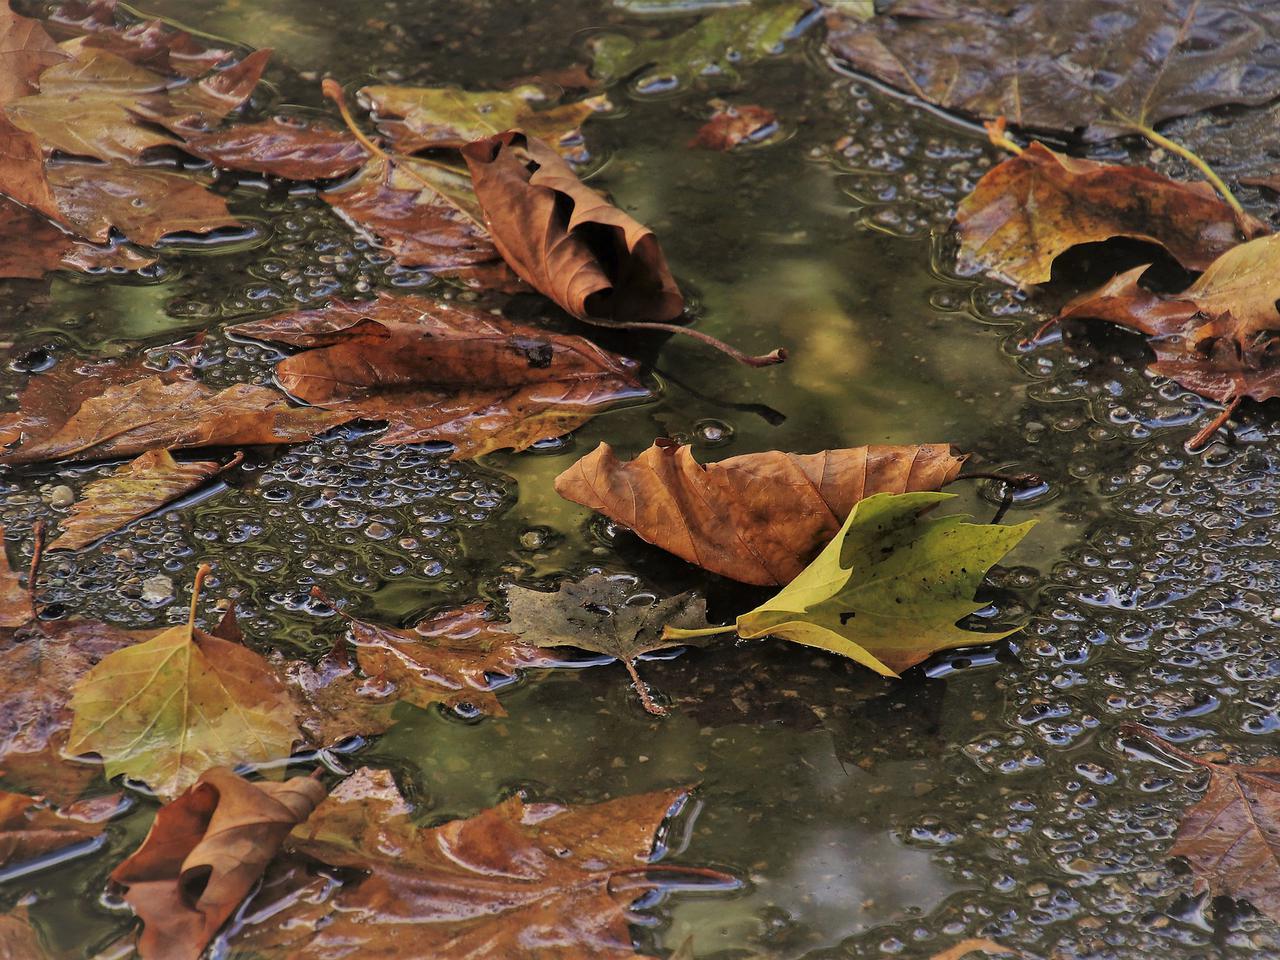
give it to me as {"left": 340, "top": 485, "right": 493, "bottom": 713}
{"left": 2, "top": 0, "right": 1280, "bottom": 957}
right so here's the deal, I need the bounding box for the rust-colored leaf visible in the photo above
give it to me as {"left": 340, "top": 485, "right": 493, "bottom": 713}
{"left": 927, "top": 940, "right": 1018, "bottom": 960}
{"left": 0, "top": 906, "right": 48, "bottom": 959}
{"left": 184, "top": 116, "right": 366, "bottom": 179}
{"left": 689, "top": 100, "right": 778, "bottom": 151}
{"left": 955, "top": 142, "right": 1264, "bottom": 287}
{"left": 0, "top": 527, "right": 29, "bottom": 629}
{"left": 0, "top": 195, "right": 153, "bottom": 280}
{"left": 49, "top": 0, "right": 234, "bottom": 78}
{"left": 231, "top": 770, "right": 729, "bottom": 960}
{"left": 0, "top": 788, "right": 106, "bottom": 868}
{"left": 555, "top": 440, "right": 967, "bottom": 586}
{"left": 129, "top": 48, "right": 272, "bottom": 136}
{"left": 462, "top": 130, "right": 684, "bottom": 323}
{"left": 110, "top": 768, "right": 326, "bottom": 960}
{"left": 0, "top": 5, "right": 68, "bottom": 223}
{"left": 49, "top": 449, "right": 236, "bottom": 552}
{"left": 230, "top": 292, "right": 651, "bottom": 459}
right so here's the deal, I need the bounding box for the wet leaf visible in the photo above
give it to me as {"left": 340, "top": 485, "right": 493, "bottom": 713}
{"left": 0, "top": 788, "right": 106, "bottom": 868}
{"left": 0, "top": 907, "right": 49, "bottom": 959}
{"left": 462, "top": 131, "right": 684, "bottom": 323}
{"left": 231, "top": 769, "right": 726, "bottom": 960}
{"left": 0, "top": 4, "right": 68, "bottom": 223}
{"left": 0, "top": 194, "right": 153, "bottom": 280}
{"left": 689, "top": 100, "right": 778, "bottom": 150}
{"left": 0, "top": 527, "right": 30, "bottom": 629}
{"left": 955, "top": 142, "right": 1265, "bottom": 286}
{"left": 591, "top": 1, "right": 809, "bottom": 91}
{"left": 927, "top": 940, "right": 1018, "bottom": 960}
{"left": 826, "top": 0, "right": 1280, "bottom": 140}
{"left": 110, "top": 767, "right": 326, "bottom": 960}
{"left": 1124, "top": 725, "right": 1280, "bottom": 925}
{"left": 555, "top": 440, "right": 966, "bottom": 586}
{"left": 184, "top": 116, "right": 366, "bottom": 179}
{"left": 363, "top": 83, "right": 604, "bottom": 154}
{"left": 48, "top": 449, "right": 236, "bottom": 552}
{"left": 128, "top": 48, "right": 272, "bottom": 137}
{"left": 49, "top": 0, "right": 235, "bottom": 78}
{"left": 666, "top": 492, "right": 1034, "bottom": 676}
{"left": 504, "top": 573, "right": 710, "bottom": 715}
{"left": 230, "top": 292, "right": 651, "bottom": 459}
{"left": 67, "top": 569, "right": 301, "bottom": 798}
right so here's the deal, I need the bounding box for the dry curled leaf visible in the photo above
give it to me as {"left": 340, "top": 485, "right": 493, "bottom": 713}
{"left": 555, "top": 440, "right": 966, "bottom": 586}
{"left": 462, "top": 130, "right": 684, "bottom": 323}
{"left": 110, "top": 767, "right": 326, "bottom": 960}
{"left": 231, "top": 292, "right": 651, "bottom": 459}
{"left": 955, "top": 141, "right": 1265, "bottom": 286}
{"left": 183, "top": 116, "right": 366, "bottom": 179}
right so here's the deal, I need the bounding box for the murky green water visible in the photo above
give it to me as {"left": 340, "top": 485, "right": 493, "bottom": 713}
{"left": 5, "top": 1, "right": 1280, "bottom": 958}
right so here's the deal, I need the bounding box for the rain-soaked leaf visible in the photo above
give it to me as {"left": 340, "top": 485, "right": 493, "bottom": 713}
{"left": 666, "top": 492, "right": 1034, "bottom": 676}
{"left": 826, "top": 0, "right": 1280, "bottom": 140}
{"left": 0, "top": 907, "right": 48, "bottom": 959}
{"left": 67, "top": 567, "right": 301, "bottom": 798}
{"left": 504, "top": 573, "right": 710, "bottom": 715}
{"left": 48, "top": 449, "right": 237, "bottom": 552}
{"left": 0, "top": 788, "right": 108, "bottom": 868}
{"left": 462, "top": 131, "right": 684, "bottom": 323}
{"left": 1124, "top": 725, "right": 1280, "bottom": 925}
{"left": 229, "top": 292, "right": 651, "bottom": 459}
{"left": 955, "top": 142, "right": 1265, "bottom": 287}
{"left": 230, "top": 769, "right": 730, "bottom": 960}
{"left": 183, "top": 115, "right": 367, "bottom": 179}
{"left": 0, "top": 195, "right": 153, "bottom": 280}
{"left": 591, "top": 1, "right": 809, "bottom": 91}
{"left": 1054, "top": 232, "right": 1280, "bottom": 447}
{"left": 363, "top": 82, "right": 605, "bottom": 154}
{"left": 689, "top": 100, "right": 778, "bottom": 150}
{"left": 0, "top": 4, "right": 68, "bottom": 223}
{"left": 555, "top": 440, "right": 966, "bottom": 586}
{"left": 49, "top": 0, "right": 235, "bottom": 78}
{"left": 110, "top": 767, "right": 326, "bottom": 960}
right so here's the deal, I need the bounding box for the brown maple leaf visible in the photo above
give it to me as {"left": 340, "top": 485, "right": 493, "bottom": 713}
{"left": 110, "top": 767, "right": 327, "bottom": 960}
{"left": 229, "top": 292, "right": 652, "bottom": 459}
{"left": 184, "top": 116, "right": 366, "bottom": 180}
{"left": 554, "top": 440, "right": 967, "bottom": 586}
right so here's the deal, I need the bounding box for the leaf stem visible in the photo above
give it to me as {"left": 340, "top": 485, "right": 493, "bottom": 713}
{"left": 983, "top": 118, "right": 1023, "bottom": 156}
{"left": 189, "top": 563, "right": 211, "bottom": 630}
{"left": 1127, "top": 122, "right": 1249, "bottom": 227}
{"left": 583, "top": 317, "right": 786, "bottom": 368}
{"left": 26, "top": 520, "right": 45, "bottom": 625}
{"left": 622, "top": 658, "right": 667, "bottom": 716}
{"left": 661, "top": 623, "right": 738, "bottom": 641}
{"left": 1186, "top": 395, "right": 1240, "bottom": 451}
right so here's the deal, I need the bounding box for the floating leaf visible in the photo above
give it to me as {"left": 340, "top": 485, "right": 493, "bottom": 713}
{"left": 110, "top": 767, "right": 326, "bottom": 960}
{"left": 689, "top": 100, "right": 778, "bottom": 150}
{"left": 955, "top": 142, "right": 1265, "bottom": 287}
{"left": 504, "top": 573, "right": 710, "bottom": 715}
{"left": 555, "top": 440, "right": 966, "bottom": 586}
{"left": 184, "top": 116, "right": 366, "bottom": 179}
{"left": 666, "top": 492, "right": 1033, "bottom": 676}
{"left": 49, "top": 0, "right": 234, "bottom": 78}
{"left": 0, "top": 195, "right": 153, "bottom": 280}
{"left": 0, "top": 788, "right": 108, "bottom": 868}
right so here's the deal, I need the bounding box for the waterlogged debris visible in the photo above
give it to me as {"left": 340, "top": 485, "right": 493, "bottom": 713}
{"left": 110, "top": 768, "right": 326, "bottom": 960}
{"left": 0, "top": 527, "right": 27, "bottom": 628}
{"left": 49, "top": 0, "right": 236, "bottom": 78}
{"left": 556, "top": 441, "right": 966, "bottom": 586}
{"left": 231, "top": 772, "right": 731, "bottom": 959}
{"left": 184, "top": 115, "right": 366, "bottom": 179}
{"left": 690, "top": 100, "right": 778, "bottom": 150}
{"left": 955, "top": 141, "right": 1265, "bottom": 287}
{"left": 0, "top": 788, "right": 107, "bottom": 868}
{"left": 504, "top": 573, "right": 710, "bottom": 715}
{"left": 1053, "top": 233, "right": 1280, "bottom": 448}
{"left": 0, "top": 907, "right": 48, "bottom": 958}
{"left": 0, "top": 196, "right": 153, "bottom": 280}
{"left": 665, "top": 492, "right": 1034, "bottom": 676}
{"left": 67, "top": 566, "right": 300, "bottom": 798}
{"left": 826, "top": 0, "right": 1280, "bottom": 140}
{"left": 232, "top": 292, "right": 652, "bottom": 459}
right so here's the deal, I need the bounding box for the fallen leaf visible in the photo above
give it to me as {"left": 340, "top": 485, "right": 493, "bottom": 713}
{"left": 666, "top": 491, "right": 1034, "bottom": 676}
{"left": 128, "top": 48, "right": 272, "bottom": 137}
{"left": 0, "top": 906, "right": 48, "bottom": 959}
{"left": 49, "top": 0, "right": 234, "bottom": 78}
{"left": 1054, "top": 233, "right": 1280, "bottom": 447}
{"left": 0, "top": 195, "right": 153, "bottom": 280}
{"left": 278, "top": 635, "right": 395, "bottom": 747}
{"left": 462, "top": 131, "right": 684, "bottom": 323}
{"left": 1123, "top": 725, "right": 1280, "bottom": 925}
{"left": 48, "top": 449, "right": 238, "bottom": 552}
{"left": 183, "top": 116, "right": 366, "bottom": 179}
{"left": 955, "top": 141, "right": 1264, "bottom": 286}
{"left": 109, "top": 767, "right": 326, "bottom": 960}
{"left": 504, "top": 573, "right": 710, "bottom": 715}
{"left": 826, "top": 1, "right": 1280, "bottom": 139}
{"left": 689, "top": 100, "right": 778, "bottom": 150}
{"left": 0, "top": 4, "right": 68, "bottom": 223}
{"left": 363, "top": 82, "right": 604, "bottom": 154}
{"left": 0, "top": 788, "right": 105, "bottom": 868}
{"left": 555, "top": 440, "right": 966, "bottom": 586}
{"left": 0, "top": 527, "right": 29, "bottom": 629}
{"left": 230, "top": 292, "right": 651, "bottom": 459}
{"left": 1243, "top": 175, "right": 1280, "bottom": 194}
{"left": 67, "top": 566, "right": 301, "bottom": 797}
{"left": 231, "top": 770, "right": 728, "bottom": 960}
{"left": 927, "top": 940, "right": 1018, "bottom": 960}
{"left": 591, "top": 2, "right": 809, "bottom": 90}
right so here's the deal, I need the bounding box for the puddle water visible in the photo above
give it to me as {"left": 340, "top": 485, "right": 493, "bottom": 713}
{"left": 4, "top": 1, "right": 1280, "bottom": 958}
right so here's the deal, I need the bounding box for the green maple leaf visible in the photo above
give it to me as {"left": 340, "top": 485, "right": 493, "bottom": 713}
{"left": 665, "top": 492, "right": 1035, "bottom": 676}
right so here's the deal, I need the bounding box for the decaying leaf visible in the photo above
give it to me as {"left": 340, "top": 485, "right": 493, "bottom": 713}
{"left": 231, "top": 770, "right": 727, "bottom": 960}
{"left": 504, "top": 573, "right": 710, "bottom": 715}
{"left": 230, "top": 292, "right": 651, "bottom": 459}
{"left": 0, "top": 4, "right": 68, "bottom": 223}
{"left": 0, "top": 788, "right": 111, "bottom": 869}
{"left": 1124, "top": 725, "right": 1280, "bottom": 925}
{"left": 183, "top": 116, "right": 366, "bottom": 179}
{"left": 363, "top": 82, "right": 604, "bottom": 154}
{"left": 0, "top": 196, "right": 153, "bottom": 280}
{"left": 110, "top": 767, "right": 326, "bottom": 960}
{"left": 49, "top": 449, "right": 237, "bottom": 552}
{"left": 689, "top": 100, "right": 778, "bottom": 150}
{"left": 591, "top": 2, "right": 809, "bottom": 90}
{"left": 955, "top": 142, "right": 1264, "bottom": 287}
{"left": 462, "top": 131, "right": 684, "bottom": 323}
{"left": 0, "top": 906, "right": 48, "bottom": 959}
{"left": 1054, "top": 233, "right": 1280, "bottom": 447}
{"left": 666, "top": 492, "right": 1034, "bottom": 676}
{"left": 555, "top": 440, "right": 966, "bottom": 586}
{"left": 826, "top": 0, "right": 1280, "bottom": 140}
{"left": 67, "top": 566, "right": 301, "bottom": 798}
{"left": 48, "top": 0, "right": 235, "bottom": 78}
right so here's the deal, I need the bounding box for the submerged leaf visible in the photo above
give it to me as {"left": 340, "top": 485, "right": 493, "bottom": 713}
{"left": 555, "top": 440, "right": 966, "bottom": 586}
{"left": 689, "top": 100, "right": 778, "bottom": 150}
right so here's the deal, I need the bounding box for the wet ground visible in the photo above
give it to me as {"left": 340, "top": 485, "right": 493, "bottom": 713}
{"left": 4, "top": 1, "right": 1280, "bottom": 958}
